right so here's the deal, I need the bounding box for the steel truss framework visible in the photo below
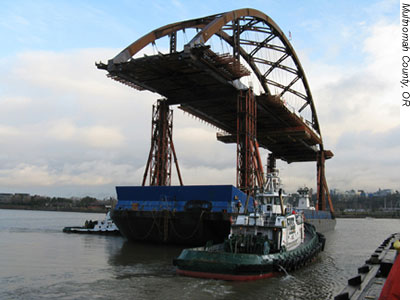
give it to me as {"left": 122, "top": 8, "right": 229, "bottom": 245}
{"left": 316, "top": 150, "right": 334, "bottom": 213}
{"left": 108, "top": 9, "right": 320, "bottom": 134}
{"left": 100, "top": 9, "right": 333, "bottom": 213}
{"left": 142, "top": 100, "right": 183, "bottom": 186}
{"left": 236, "top": 88, "right": 264, "bottom": 195}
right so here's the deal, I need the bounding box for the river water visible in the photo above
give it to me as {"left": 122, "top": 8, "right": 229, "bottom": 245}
{"left": 0, "top": 209, "right": 400, "bottom": 300}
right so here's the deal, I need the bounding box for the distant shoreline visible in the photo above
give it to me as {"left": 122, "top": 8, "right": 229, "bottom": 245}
{"left": 334, "top": 212, "right": 399, "bottom": 219}
{"left": 0, "top": 204, "right": 106, "bottom": 214}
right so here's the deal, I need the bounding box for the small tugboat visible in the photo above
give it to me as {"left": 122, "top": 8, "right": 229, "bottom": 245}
{"left": 63, "top": 210, "right": 121, "bottom": 235}
{"left": 173, "top": 169, "right": 325, "bottom": 281}
{"left": 295, "top": 187, "right": 336, "bottom": 234}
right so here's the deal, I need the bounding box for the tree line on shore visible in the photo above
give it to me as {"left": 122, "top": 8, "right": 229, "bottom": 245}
{"left": 0, "top": 193, "right": 115, "bottom": 212}
{"left": 288, "top": 191, "right": 400, "bottom": 217}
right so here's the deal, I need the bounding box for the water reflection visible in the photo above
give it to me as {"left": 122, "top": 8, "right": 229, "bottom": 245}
{"left": 108, "top": 241, "right": 183, "bottom": 266}
{"left": 106, "top": 240, "right": 184, "bottom": 282}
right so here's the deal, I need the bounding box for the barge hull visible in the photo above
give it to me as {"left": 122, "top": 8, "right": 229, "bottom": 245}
{"left": 112, "top": 210, "right": 231, "bottom": 245}
{"left": 113, "top": 185, "right": 251, "bottom": 245}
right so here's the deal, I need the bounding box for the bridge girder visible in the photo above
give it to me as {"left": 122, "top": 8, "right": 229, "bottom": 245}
{"left": 107, "top": 8, "right": 321, "bottom": 136}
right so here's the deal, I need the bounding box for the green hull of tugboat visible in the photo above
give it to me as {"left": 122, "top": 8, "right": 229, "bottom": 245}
{"left": 173, "top": 223, "right": 325, "bottom": 281}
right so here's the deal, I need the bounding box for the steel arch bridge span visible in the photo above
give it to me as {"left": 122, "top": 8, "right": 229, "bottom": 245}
{"left": 98, "top": 8, "right": 334, "bottom": 212}
{"left": 98, "top": 8, "right": 334, "bottom": 164}
{"left": 108, "top": 8, "right": 320, "bottom": 136}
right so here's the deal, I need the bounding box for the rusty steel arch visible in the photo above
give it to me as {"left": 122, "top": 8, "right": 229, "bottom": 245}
{"left": 99, "top": 8, "right": 335, "bottom": 214}
{"left": 109, "top": 8, "right": 321, "bottom": 138}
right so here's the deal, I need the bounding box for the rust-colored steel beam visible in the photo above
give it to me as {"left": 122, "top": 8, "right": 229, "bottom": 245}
{"left": 250, "top": 140, "right": 264, "bottom": 188}
{"left": 316, "top": 151, "right": 324, "bottom": 210}
{"left": 237, "top": 88, "right": 263, "bottom": 195}
{"left": 323, "top": 175, "right": 334, "bottom": 215}
{"left": 316, "top": 150, "right": 334, "bottom": 213}
{"left": 254, "top": 140, "right": 264, "bottom": 183}
{"left": 142, "top": 104, "right": 156, "bottom": 186}
{"left": 142, "top": 100, "right": 183, "bottom": 187}
{"left": 153, "top": 100, "right": 172, "bottom": 186}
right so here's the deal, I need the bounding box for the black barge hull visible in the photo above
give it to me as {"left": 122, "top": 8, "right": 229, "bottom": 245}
{"left": 112, "top": 210, "right": 231, "bottom": 246}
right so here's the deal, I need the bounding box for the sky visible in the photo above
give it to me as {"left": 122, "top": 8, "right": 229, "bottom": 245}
{"left": 0, "top": 0, "right": 400, "bottom": 198}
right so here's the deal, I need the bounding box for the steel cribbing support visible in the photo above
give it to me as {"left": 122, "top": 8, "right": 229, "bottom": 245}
{"left": 316, "top": 151, "right": 324, "bottom": 210}
{"left": 169, "top": 130, "right": 184, "bottom": 186}
{"left": 236, "top": 88, "right": 263, "bottom": 196}
{"left": 142, "top": 105, "right": 156, "bottom": 186}
{"left": 316, "top": 150, "right": 334, "bottom": 214}
{"left": 254, "top": 140, "right": 265, "bottom": 185}
{"left": 142, "top": 99, "right": 183, "bottom": 186}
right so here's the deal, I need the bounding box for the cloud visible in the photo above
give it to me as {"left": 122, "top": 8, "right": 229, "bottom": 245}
{"left": 0, "top": 161, "right": 141, "bottom": 188}
{"left": 0, "top": 125, "right": 22, "bottom": 137}
{"left": 47, "top": 119, "right": 125, "bottom": 148}
{"left": 173, "top": 123, "right": 236, "bottom": 169}
{"left": 0, "top": 164, "right": 54, "bottom": 187}
{"left": 174, "top": 165, "right": 236, "bottom": 186}
{"left": 0, "top": 96, "right": 32, "bottom": 111}
{"left": 302, "top": 20, "right": 400, "bottom": 191}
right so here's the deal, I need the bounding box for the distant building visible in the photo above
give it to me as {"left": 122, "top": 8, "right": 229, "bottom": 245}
{"left": 345, "top": 190, "right": 359, "bottom": 196}
{"left": 0, "top": 193, "right": 13, "bottom": 203}
{"left": 330, "top": 189, "right": 341, "bottom": 195}
{"left": 374, "top": 189, "right": 393, "bottom": 197}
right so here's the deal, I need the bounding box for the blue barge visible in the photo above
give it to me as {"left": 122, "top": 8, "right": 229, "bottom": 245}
{"left": 112, "top": 185, "right": 253, "bottom": 245}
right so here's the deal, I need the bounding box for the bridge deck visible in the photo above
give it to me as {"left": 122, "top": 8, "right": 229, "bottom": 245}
{"left": 98, "top": 47, "right": 332, "bottom": 163}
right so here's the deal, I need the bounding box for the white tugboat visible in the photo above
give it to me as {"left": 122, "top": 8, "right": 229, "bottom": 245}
{"left": 232, "top": 168, "right": 305, "bottom": 254}
{"left": 173, "top": 167, "right": 325, "bottom": 281}
{"left": 63, "top": 210, "right": 121, "bottom": 235}
{"left": 295, "top": 187, "right": 315, "bottom": 210}
{"left": 295, "top": 187, "right": 336, "bottom": 233}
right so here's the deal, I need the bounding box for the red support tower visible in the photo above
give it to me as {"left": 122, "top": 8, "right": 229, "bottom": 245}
{"left": 236, "top": 89, "right": 264, "bottom": 195}
{"left": 316, "top": 150, "right": 334, "bottom": 214}
{"left": 142, "top": 99, "right": 183, "bottom": 186}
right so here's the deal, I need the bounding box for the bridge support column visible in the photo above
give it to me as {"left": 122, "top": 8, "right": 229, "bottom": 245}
{"left": 316, "top": 150, "right": 334, "bottom": 214}
{"left": 236, "top": 89, "right": 263, "bottom": 196}
{"left": 142, "top": 99, "right": 183, "bottom": 186}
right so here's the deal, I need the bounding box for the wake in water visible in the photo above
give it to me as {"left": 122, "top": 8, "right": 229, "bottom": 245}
{"left": 276, "top": 264, "right": 289, "bottom": 276}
